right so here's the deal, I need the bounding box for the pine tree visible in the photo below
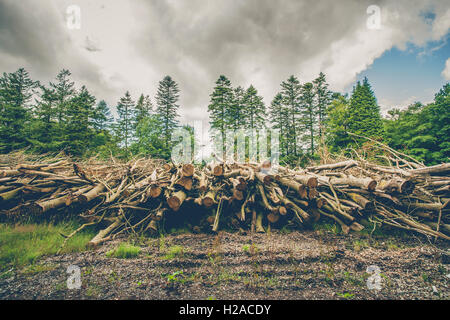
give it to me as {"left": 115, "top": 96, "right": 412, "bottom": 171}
{"left": 347, "top": 77, "right": 384, "bottom": 142}
{"left": 135, "top": 94, "right": 153, "bottom": 126}
{"left": 243, "top": 85, "right": 266, "bottom": 131}
{"left": 300, "top": 82, "right": 316, "bottom": 154}
{"left": 92, "top": 100, "right": 112, "bottom": 131}
{"left": 155, "top": 76, "right": 180, "bottom": 149}
{"left": 325, "top": 95, "right": 352, "bottom": 152}
{"left": 227, "top": 86, "right": 246, "bottom": 131}
{"left": 0, "top": 68, "right": 38, "bottom": 152}
{"left": 243, "top": 85, "right": 266, "bottom": 161}
{"left": 208, "top": 75, "right": 233, "bottom": 143}
{"left": 269, "top": 93, "right": 289, "bottom": 157}
{"left": 280, "top": 75, "right": 301, "bottom": 156}
{"left": 50, "top": 69, "right": 75, "bottom": 123}
{"left": 134, "top": 114, "right": 167, "bottom": 159}
{"left": 64, "top": 85, "right": 96, "bottom": 156}
{"left": 28, "top": 84, "right": 59, "bottom": 152}
{"left": 313, "top": 72, "right": 332, "bottom": 138}
{"left": 115, "top": 91, "right": 136, "bottom": 155}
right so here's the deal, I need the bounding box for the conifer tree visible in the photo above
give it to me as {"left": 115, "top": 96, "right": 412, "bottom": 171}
{"left": 347, "top": 77, "right": 384, "bottom": 141}
{"left": 280, "top": 75, "right": 301, "bottom": 155}
{"left": 208, "top": 75, "right": 233, "bottom": 142}
{"left": 92, "top": 100, "right": 112, "bottom": 131}
{"left": 155, "top": 76, "right": 180, "bottom": 149}
{"left": 0, "top": 68, "right": 38, "bottom": 152}
{"left": 135, "top": 94, "right": 153, "bottom": 126}
{"left": 325, "top": 95, "right": 352, "bottom": 152}
{"left": 243, "top": 85, "right": 266, "bottom": 131}
{"left": 227, "top": 86, "right": 246, "bottom": 131}
{"left": 49, "top": 69, "right": 75, "bottom": 123}
{"left": 115, "top": 91, "right": 136, "bottom": 154}
{"left": 64, "top": 85, "right": 96, "bottom": 156}
{"left": 269, "top": 92, "right": 288, "bottom": 155}
{"left": 243, "top": 85, "right": 266, "bottom": 161}
{"left": 300, "top": 82, "right": 316, "bottom": 154}
{"left": 313, "top": 72, "right": 332, "bottom": 138}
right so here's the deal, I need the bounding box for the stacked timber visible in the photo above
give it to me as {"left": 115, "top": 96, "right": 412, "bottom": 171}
{"left": 0, "top": 152, "right": 449, "bottom": 249}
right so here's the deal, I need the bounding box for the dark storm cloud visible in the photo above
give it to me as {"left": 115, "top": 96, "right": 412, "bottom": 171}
{"left": 128, "top": 0, "right": 385, "bottom": 122}
{"left": 0, "top": 0, "right": 447, "bottom": 120}
{"left": 0, "top": 0, "right": 112, "bottom": 98}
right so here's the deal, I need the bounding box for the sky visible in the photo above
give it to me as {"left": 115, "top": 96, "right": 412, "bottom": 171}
{"left": 0, "top": 0, "right": 449, "bottom": 124}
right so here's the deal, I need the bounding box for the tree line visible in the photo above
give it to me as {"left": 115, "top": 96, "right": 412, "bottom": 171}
{"left": 0, "top": 67, "right": 448, "bottom": 165}
{"left": 0, "top": 68, "right": 182, "bottom": 159}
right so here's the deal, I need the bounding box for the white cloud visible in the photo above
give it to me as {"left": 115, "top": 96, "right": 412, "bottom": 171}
{"left": 443, "top": 58, "right": 450, "bottom": 80}
{"left": 0, "top": 0, "right": 448, "bottom": 124}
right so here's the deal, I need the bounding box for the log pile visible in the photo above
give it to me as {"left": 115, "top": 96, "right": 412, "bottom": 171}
{"left": 0, "top": 151, "right": 449, "bottom": 248}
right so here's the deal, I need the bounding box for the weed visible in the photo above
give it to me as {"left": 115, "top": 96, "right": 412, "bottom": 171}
{"left": 242, "top": 243, "right": 259, "bottom": 256}
{"left": 342, "top": 271, "right": 364, "bottom": 287}
{"left": 162, "top": 245, "right": 185, "bottom": 260}
{"left": 166, "top": 270, "right": 188, "bottom": 284}
{"left": 106, "top": 243, "right": 141, "bottom": 259}
{"left": 337, "top": 292, "right": 355, "bottom": 299}
{"left": 20, "top": 264, "right": 56, "bottom": 275}
{"left": 353, "top": 239, "right": 369, "bottom": 252}
{"left": 86, "top": 283, "right": 102, "bottom": 298}
{"left": 0, "top": 221, "right": 95, "bottom": 271}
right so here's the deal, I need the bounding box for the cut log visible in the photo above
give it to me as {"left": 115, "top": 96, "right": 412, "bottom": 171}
{"left": 202, "top": 190, "right": 217, "bottom": 207}
{"left": 78, "top": 183, "right": 105, "bottom": 203}
{"left": 379, "top": 178, "right": 415, "bottom": 194}
{"left": 347, "top": 193, "right": 374, "bottom": 211}
{"left": 307, "top": 160, "right": 358, "bottom": 171}
{"left": 176, "top": 176, "right": 193, "bottom": 191}
{"left": 0, "top": 170, "right": 20, "bottom": 177}
{"left": 330, "top": 175, "right": 377, "bottom": 191}
{"left": 294, "top": 175, "right": 318, "bottom": 188}
{"left": 167, "top": 190, "right": 187, "bottom": 211}
{"left": 256, "top": 212, "right": 265, "bottom": 233}
{"left": 28, "top": 195, "right": 68, "bottom": 214}
{"left": 181, "top": 163, "right": 194, "bottom": 177}
{"left": 0, "top": 187, "right": 23, "bottom": 202}
{"left": 88, "top": 217, "right": 122, "bottom": 248}
{"left": 409, "top": 163, "right": 450, "bottom": 175}
{"left": 267, "top": 212, "right": 280, "bottom": 223}
{"left": 275, "top": 177, "right": 308, "bottom": 198}
{"left": 255, "top": 171, "right": 273, "bottom": 185}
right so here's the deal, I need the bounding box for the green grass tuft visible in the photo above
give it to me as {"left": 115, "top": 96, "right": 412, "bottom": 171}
{"left": 106, "top": 242, "right": 141, "bottom": 259}
{"left": 162, "top": 245, "right": 185, "bottom": 260}
{"left": 0, "top": 222, "right": 95, "bottom": 272}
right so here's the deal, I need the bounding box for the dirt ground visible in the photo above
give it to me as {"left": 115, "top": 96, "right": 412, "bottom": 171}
{"left": 1, "top": 230, "right": 449, "bottom": 300}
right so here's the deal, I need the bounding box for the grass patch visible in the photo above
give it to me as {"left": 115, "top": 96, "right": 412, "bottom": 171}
{"left": 162, "top": 245, "right": 185, "bottom": 260}
{"left": 106, "top": 242, "right": 141, "bottom": 259}
{"left": 0, "top": 221, "right": 96, "bottom": 272}
{"left": 313, "top": 221, "right": 341, "bottom": 235}
{"left": 337, "top": 292, "right": 355, "bottom": 299}
{"left": 20, "top": 264, "right": 56, "bottom": 275}
{"left": 352, "top": 239, "right": 369, "bottom": 252}
{"left": 242, "top": 243, "right": 259, "bottom": 256}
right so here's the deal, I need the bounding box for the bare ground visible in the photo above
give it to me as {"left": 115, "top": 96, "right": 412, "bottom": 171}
{"left": 1, "top": 230, "right": 449, "bottom": 300}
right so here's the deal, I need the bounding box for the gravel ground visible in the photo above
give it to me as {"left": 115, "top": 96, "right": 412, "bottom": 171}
{"left": 1, "top": 230, "right": 449, "bottom": 300}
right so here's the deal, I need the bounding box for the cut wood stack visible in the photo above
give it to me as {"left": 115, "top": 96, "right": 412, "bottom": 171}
{"left": 0, "top": 151, "right": 449, "bottom": 248}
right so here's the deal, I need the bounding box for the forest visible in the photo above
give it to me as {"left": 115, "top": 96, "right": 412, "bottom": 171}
{"left": 0, "top": 67, "right": 448, "bottom": 165}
